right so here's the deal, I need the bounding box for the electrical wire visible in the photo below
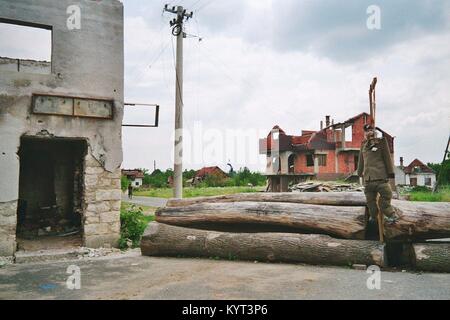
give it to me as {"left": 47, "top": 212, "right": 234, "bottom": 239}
{"left": 197, "top": 44, "right": 305, "bottom": 125}
{"left": 194, "top": 0, "right": 219, "bottom": 13}
{"left": 189, "top": 0, "right": 205, "bottom": 11}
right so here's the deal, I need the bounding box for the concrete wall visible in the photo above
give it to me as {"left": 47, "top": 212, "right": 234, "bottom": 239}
{"left": 0, "top": 0, "right": 124, "bottom": 256}
{"left": 394, "top": 166, "right": 406, "bottom": 185}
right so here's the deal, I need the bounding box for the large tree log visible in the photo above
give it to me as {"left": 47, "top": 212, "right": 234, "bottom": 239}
{"left": 156, "top": 201, "right": 367, "bottom": 239}
{"left": 384, "top": 200, "right": 450, "bottom": 240}
{"left": 164, "top": 196, "right": 450, "bottom": 241}
{"left": 166, "top": 192, "right": 367, "bottom": 207}
{"left": 412, "top": 243, "right": 450, "bottom": 273}
{"left": 141, "top": 222, "right": 385, "bottom": 267}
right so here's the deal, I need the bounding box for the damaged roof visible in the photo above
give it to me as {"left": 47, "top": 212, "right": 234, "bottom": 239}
{"left": 403, "top": 159, "right": 435, "bottom": 174}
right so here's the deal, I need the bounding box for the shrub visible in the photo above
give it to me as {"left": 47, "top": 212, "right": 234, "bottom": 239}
{"left": 410, "top": 185, "right": 431, "bottom": 193}
{"left": 119, "top": 205, "right": 148, "bottom": 249}
{"left": 121, "top": 175, "right": 130, "bottom": 191}
{"left": 202, "top": 174, "right": 228, "bottom": 187}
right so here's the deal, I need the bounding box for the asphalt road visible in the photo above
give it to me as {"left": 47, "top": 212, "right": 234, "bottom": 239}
{"left": 1, "top": 253, "right": 449, "bottom": 300}
{"left": 122, "top": 195, "right": 167, "bottom": 208}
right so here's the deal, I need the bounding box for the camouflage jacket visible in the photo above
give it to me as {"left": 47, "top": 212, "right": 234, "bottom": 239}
{"left": 357, "top": 136, "right": 394, "bottom": 183}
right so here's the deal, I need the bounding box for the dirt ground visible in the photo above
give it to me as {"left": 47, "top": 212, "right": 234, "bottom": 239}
{"left": 17, "top": 234, "right": 82, "bottom": 251}
{"left": 0, "top": 252, "right": 449, "bottom": 300}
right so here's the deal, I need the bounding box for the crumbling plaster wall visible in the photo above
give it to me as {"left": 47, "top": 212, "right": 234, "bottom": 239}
{"left": 0, "top": 0, "right": 124, "bottom": 256}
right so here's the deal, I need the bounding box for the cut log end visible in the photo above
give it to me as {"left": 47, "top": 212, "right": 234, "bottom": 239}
{"left": 412, "top": 243, "right": 450, "bottom": 273}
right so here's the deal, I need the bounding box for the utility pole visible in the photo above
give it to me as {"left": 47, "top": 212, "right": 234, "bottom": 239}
{"left": 369, "top": 77, "right": 377, "bottom": 127}
{"left": 433, "top": 135, "right": 450, "bottom": 192}
{"left": 163, "top": 4, "right": 193, "bottom": 198}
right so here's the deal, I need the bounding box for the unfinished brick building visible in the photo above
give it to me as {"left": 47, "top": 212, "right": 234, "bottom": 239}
{"left": 259, "top": 113, "right": 395, "bottom": 191}
{"left": 0, "top": 0, "right": 124, "bottom": 257}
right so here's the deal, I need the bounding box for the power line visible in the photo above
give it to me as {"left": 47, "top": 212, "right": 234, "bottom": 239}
{"left": 189, "top": 0, "right": 205, "bottom": 11}
{"left": 194, "top": 0, "right": 218, "bottom": 13}
{"left": 197, "top": 44, "right": 306, "bottom": 125}
{"left": 148, "top": 39, "right": 171, "bottom": 69}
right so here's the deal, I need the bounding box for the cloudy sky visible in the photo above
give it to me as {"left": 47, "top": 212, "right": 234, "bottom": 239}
{"left": 121, "top": 0, "right": 450, "bottom": 172}
{"left": 1, "top": 0, "right": 449, "bottom": 172}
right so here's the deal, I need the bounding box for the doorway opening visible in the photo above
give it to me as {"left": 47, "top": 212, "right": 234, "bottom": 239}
{"left": 16, "top": 137, "right": 87, "bottom": 251}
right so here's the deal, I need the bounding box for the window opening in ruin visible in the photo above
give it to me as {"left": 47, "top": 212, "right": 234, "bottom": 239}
{"left": 0, "top": 19, "right": 52, "bottom": 74}
{"left": 16, "top": 137, "right": 87, "bottom": 251}
{"left": 345, "top": 125, "right": 353, "bottom": 142}
{"left": 306, "top": 154, "right": 314, "bottom": 167}
{"left": 318, "top": 154, "right": 327, "bottom": 167}
{"left": 354, "top": 155, "right": 359, "bottom": 171}
{"left": 288, "top": 154, "right": 296, "bottom": 174}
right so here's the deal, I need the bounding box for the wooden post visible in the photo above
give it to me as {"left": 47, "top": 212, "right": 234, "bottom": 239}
{"left": 376, "top": 194, "right": 384, "bottom": 243}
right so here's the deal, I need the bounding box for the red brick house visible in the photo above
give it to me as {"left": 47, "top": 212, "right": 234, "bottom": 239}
{"left": 259, "top": 112, "right": 395, "bottom": 191}
{"left": 193, "top": 166, "right": 228, "bottom": 182}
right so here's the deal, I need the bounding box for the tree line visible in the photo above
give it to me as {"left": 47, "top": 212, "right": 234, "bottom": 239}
{"left": 122, "top": 167, "right": 266, "bottom": 189}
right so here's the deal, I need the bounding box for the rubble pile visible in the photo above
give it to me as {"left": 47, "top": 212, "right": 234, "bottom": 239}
{"left": 289, "top": 181, "right": 364, "bottom": 192}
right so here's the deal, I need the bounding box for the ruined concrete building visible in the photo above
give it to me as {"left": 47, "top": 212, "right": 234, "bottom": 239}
{"left": 0, "top": 0, "right": 124, "bottom": 257}
{"left": 260, "top": 113, "right": 395, "bottom": 192}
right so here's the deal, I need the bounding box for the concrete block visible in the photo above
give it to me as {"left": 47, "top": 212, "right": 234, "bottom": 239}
{"left": 85, "top": 174, "right": 98, "bottom": 187}
{"left": 0, "top": 201, "right": 17, "bottom": 217}
{"left": 100, "top": 211, "right": 120, "bottom": 223}
{"left": 85, "top": 215, "right": 100, "bottom": 224}
{"left": 110, "top": 200, "right": 121, "bottom": 211}
{"left": 84, "top": 223, "right": 110, "bottom": 235}
{"left": 86, "top": 167, "right": 105, "bottom": 175}
{"left": 96, "top": 189, "right": 121, "bottom": 201}
{"left": 0, "top": 215, "right": 17, "bottom": 227}
{"left": 108, "top": 221, "right": 121, "bottom": 233}
{"left": 0, "top": 239, "right": 16, "bottom": 257}
{"left": 84, "top": 234, "right": 119, "bottom": 249}
{"left": 85, "top": 155, "right": 102, "bottom": 167}
{"left": 111, "top": 179, "right": 121, "bottom": 188}
{"left": 98, "top": 178, "right": 112, "bottom": 187}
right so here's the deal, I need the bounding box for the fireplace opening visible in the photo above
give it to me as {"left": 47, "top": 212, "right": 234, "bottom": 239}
{"left": 16, "top": 137, "right": 87, "bottom": 251}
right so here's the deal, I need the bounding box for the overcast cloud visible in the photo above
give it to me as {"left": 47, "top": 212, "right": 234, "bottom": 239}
{"left": 121, "top": 0, "right": 449, "bottom": 172}
{"left": 1, "top": 0, "right": 449, "bottom": 172}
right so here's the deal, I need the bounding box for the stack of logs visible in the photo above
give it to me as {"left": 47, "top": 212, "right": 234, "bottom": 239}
{"left": 140, "top": 192, "right": 450, "bottom": 272}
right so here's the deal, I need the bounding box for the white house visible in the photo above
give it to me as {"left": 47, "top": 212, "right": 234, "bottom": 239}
{"left": 395, "top": 158, "right": 436, "bottom": 187}
{"left": 121, "top": 169, "right": 144, "bottom": 187}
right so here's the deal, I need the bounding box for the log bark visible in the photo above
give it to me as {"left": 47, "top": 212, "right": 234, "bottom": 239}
{"left": 412, "top": 243, "right": 450, "bottom": 273}
{"left": 384, "top": 200, "right": 450, "bottom": 240}
{"left": 141, "top": 222, "right": 385, "bottom": 267}
{"left": 164, "top": 196, "right": 450, "bottom": 241}
{"left": 166, "top": 192, "right": 367, "bottom": 207}
{"left": 156, "top": 201, "right": 367, "bottom": 239}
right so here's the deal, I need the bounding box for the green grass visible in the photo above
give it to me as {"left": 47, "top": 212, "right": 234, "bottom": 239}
{"left": 134, "top": 186, "right": 265, "bottom": 198}
{"left": 142, "top": 215, "right": 155, "bottom": 224}
{"left": 407, "top": 186, "right": 450, "bottom": 202}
